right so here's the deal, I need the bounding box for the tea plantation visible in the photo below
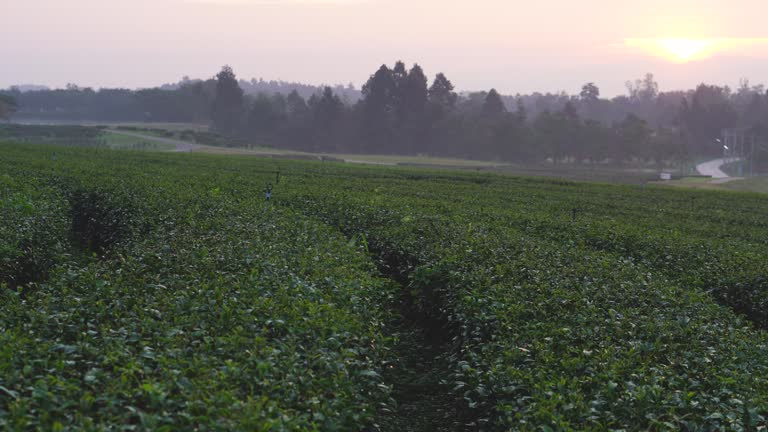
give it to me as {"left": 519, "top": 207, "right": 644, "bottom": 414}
{"left": 2, "top": 143, "right": 768, "bottom": 431}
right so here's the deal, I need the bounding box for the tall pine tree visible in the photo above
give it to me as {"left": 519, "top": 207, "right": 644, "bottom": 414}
{"left": 428, "top": 73, "right": 457, "bottom": 112}
{"left": 360, "top": 64, "right": 396, "bottom": 152}
{"left": 311, "top": 87, "right": 345, "bottom": 152}
{"left": 400, "top": 64, "right": 429, "bottom": 153}
{"left": 481, "top": 89, "right": 506, "bottom": 117}
{"left": 211, "top": 66, "right": 244, "bottom": 135}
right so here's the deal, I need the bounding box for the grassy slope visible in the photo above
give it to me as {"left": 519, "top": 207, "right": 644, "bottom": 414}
{"left": 101, "top": 131, "right": 176, "bottom": 151}
{"left": 11, "top": 120, "right": 208, "bottom": 132}
{"left": 657, "top": 176, "right": 768, "bottom": 193}
{"left": 9, "top": 121, "right": 693, "bottom": 184}
{"left": 722, "top": 176, "right": 768, "bottom": 193}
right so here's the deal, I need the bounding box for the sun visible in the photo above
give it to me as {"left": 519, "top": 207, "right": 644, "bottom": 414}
{"left": 656, "top": 39, "right": 714, "bottom": 62}
{"left": 624, "top": 38, "right": 719, "bottom": 63}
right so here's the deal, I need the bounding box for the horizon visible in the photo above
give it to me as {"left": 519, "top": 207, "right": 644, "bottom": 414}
{"left": 5, "top": 56, "right": 768, "bottom": 98}
{"left": 3, "top": 0, "right": 768, "bottom": 97}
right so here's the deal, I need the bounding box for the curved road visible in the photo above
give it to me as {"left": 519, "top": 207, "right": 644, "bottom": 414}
{"left": 696, "top": 158, "right": 740, "bottom": 180}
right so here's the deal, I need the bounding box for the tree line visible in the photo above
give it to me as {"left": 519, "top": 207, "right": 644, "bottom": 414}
{"left": 0, "top": 94, "right": 16, "bottom": 120}
{"left": 4, "top": 65, "right": 768, "bottom": 164}
{"left": 207, "top": 64, "right": 768, "bottom": 164}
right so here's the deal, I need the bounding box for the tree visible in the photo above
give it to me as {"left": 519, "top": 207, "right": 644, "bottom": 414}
{"left": 743, "top": 93, "right": 764, "bottom": 128}
{"left": 136, "top": 81, "right": 213, "bottom": 123}
{"left": 391, "top": 61, "right": 409, "bottom": 118}
{"left": 582, "top": 119, "right": 610, "bottom": 164}
{"left": 495, "top": 108, "right": 531, "bottom": 162}
{"left": 311, "top": 87, "right": 345, "bottom": 152}
{"left": 0, "top": 94, "right": 17, "bottom": 120}
{"left": 360, "top": 64, "right": 396, "bottom": 152}
{"left": 392, "top": 61, "right": 408, "bottom": 86}
{"left": 533, "top": 110, "right": 571, "bottom": 164}
{"left": 394, "top": 64, "right": 430, "bottom": 153}
{"left": 428, "top": 73, "right": 457, "bottom": 112}
{"left": 286, "top": 90, "right": 309, "bottom": 117}
{"left": 580, "top": 83, "right": 600, "bottom": 103}
{"left": 562, "top": 101, "right": 584, "bottom": 162}
{"left": 626, "top": 73, "right": 659, "bottom": 102}
{"left": 514, "top": 98, "right": 527, "bottom": 123}
{"left": 211, "top": 65, "right": 245, "bottom": 134}
{"left": 563, "top": 101, "right": 579, "bottom": 123}
{"left": 283, "top": 90, "right": 312, "bottom": 150}
{"left": 247, "top": 93, "right": 285, "bottom": 136}
{"left": 178, "top": 80, "right": 215, "bottom": 123}
{"left": 681, "top": 84, "right": 738, "bottom": 155}
{"left": 402, "top": 64, "right": 428, "bottom": 115}
{"left": 426, "top": 73, "right": 458, "bottom": 155}
{"left": 481, "top": 89, "right": 506, "bottom": 117}
{"left": 616, "top": 114, "right": 651, "bottom": 162}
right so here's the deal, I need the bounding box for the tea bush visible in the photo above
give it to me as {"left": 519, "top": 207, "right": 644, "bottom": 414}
{"left": 2, "top": 144, "right": 768, "bottom": 430}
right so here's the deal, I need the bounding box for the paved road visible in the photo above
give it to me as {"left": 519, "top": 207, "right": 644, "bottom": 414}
{"left": 696, "top": 157, "right": 741, "bottom": 179}
{"left": 108, "top": 130, "right": 201, "bottom": 152}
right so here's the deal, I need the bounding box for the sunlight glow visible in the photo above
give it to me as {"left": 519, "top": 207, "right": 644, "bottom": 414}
{"left": 181, "top": 0, "right": 371, "bottom": 4}
{"left": 625, "top": 38, "right": 768, "bottom": 63}
{"left": 626, "top": 38, "right": 715, "bottom": 63}
{"left": 656, "top": 39, "right": 713, "bottom": 62}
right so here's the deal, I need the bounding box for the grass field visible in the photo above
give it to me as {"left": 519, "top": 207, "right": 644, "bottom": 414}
{"left": 2, "top": 142, "right": 768, "bottom": 430}
{"left": 11, "top": 119, "right": 209, "bottom": 133}
{"left": 722, "top": 176, "right": 768, "bottom": 193}
{"left": 195, "top": 144, "right": 505, "bottom": 166}
{"left": 656, "top": 175, "right": 768, "bottom": 194}
{"left": 107, "top": 122, "right": 209, "bottom": 132}
{"left": 7, "top": 122, "right": 695, "bottom": 184}
{"left": 192, "top": 145, "right": 669, "bottom": 183}
{"left": 101, "top": 131, "right": 176, "bottom": 151}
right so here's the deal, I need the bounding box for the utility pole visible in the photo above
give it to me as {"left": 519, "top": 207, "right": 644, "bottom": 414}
{"left": 750, "top": 135, "right": 756, "bottom": 178}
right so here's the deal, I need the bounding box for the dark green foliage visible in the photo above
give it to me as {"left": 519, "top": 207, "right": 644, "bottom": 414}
{"left": 0, "top": 168, "right": 70, "bottom": 289}
{"left": 211, "top": 66, "right": 245, "bottom": 135}
{"left": 136, "top": 80, "right": 215, "bottom": 123}
{"left": 0, "top": 124, "right": 108, "bottom": 149}
{"left": 579, "top": 83, "right": 600, "bottom": 102}
{"left": 309, "top": 87, "right": 346, "bottom": 152}
{"left": 3, "top": 144, "right": 768, "bottom": 430}
{"left": 0, "top": 145, "right": 396, "bottom": 430}
{"left": 428, "top": 73, "right": 457, "bottom": 113}
{"left": 10, "top": 67, "right": 768, "bottom": 166}
{"left": 68, "top": 188, "right": 134, "bottom": 254}
{"left": 481, "top": 89, "right": 506, "bottom": 117}
{"left": 0, "top": 124, "right": 102, "bottom": 140}
{"left": 361, "top": 64, "right": 398, "bottom": 152}
{"left": 279, "top": 159, "right": 768, "bottom": 430}
{"left": 0, "top": 93, "right": 16, "bottom": 119}
{"left": 681, "top": 84, "right": 739, "bottom": 154}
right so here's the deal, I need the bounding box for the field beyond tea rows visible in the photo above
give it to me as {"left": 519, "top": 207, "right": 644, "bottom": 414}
{"left": 2, "top": 143, "right": 768, "bottom": 430}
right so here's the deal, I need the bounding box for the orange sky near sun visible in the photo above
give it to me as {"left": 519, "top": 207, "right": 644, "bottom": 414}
{"left": 625, "top": 38, "right": 768, "bottom": 63}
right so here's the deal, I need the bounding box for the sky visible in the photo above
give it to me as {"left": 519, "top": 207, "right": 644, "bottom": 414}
{"left": 3, "top": 0, "right": 768, "bottom": 96}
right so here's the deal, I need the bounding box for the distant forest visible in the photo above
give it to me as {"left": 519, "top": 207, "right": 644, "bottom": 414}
{"left": 3, "top": 63, "right": 768, "bottom": 165}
